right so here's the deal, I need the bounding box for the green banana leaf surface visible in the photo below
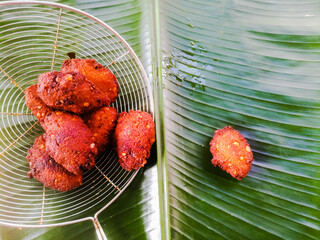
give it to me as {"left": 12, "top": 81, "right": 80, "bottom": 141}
{"left": 0, "top": 0, "right": 319, "bottom": 239}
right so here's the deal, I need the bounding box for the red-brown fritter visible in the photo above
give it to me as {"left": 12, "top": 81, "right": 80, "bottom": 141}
{"left": 60, "top": 59, "right": 119, "bottom": 103}
{"left": 25, "top": 84, "right": 53, "bottom": 123}
{"left": 37, "top": 71, "right": 111, "bottom": 114}
{"left": 114, "top": 110, "right": 155, "bottom": 171}
{"left": 27, "top": 135, "right": 83, "bottom": 192}
{"left": 43, "top": 111, "right": 97, "bottom": 175}
{"left": 209, "top": 126, "right": 254, "bottom": 180}
{"left": 83, "top": 107, "right": 117, "bottom": 153}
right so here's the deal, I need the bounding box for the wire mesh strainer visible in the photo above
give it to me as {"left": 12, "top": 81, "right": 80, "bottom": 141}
{"left": 0, "top": 1, "right": 153, "bottom": 239}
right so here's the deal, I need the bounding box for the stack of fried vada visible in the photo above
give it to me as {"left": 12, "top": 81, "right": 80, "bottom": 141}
{"left": 25, "top": 59, "right": 155, "bottom": 192}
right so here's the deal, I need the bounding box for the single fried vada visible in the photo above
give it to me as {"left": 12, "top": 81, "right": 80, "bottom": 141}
{"left": 209, "top": 126, "right": 253, "bottom": 180}
{"left": 43, "top": 111, "right": 97, "bottom": 175}
{"left": 60, "top": 59, "right": 119, "bottom": 103}
{"left": 25, "top": 84, "right": 53, "bottom": 123}
{"left": 83, "top": 107, "right": 118, "bottom": 153}
{"left": 114, "top": 110, "right": 155, "bottom": 171}
{"left": 27, "top": 135, "right": 83, "bottom": 192}
{"left": 37, "top": 71, "right": 110, "bottom": 114}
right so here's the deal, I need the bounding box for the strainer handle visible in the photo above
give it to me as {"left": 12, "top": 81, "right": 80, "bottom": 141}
{"left": 92, "top": 218, "right": 107, "bottom": 240}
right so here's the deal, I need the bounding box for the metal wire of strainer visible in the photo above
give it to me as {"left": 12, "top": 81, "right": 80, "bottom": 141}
{"left": 0, "top": 1, "right": 153, "bottom": 239}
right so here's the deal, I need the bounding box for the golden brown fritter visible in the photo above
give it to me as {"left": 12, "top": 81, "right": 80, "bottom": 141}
{"left": 209, "top": 126, "right": 254, "bottom": 180}
{"left": 114, "top": 110, "right": 155, "bottom": 171}
{"left": 37, "top": 71, "right": 111, "bottom": 114}
{"left": 43, "top": 111, "right": 97, "bottom": 175}
{"left": 83, "top": 107, "right": 117, "bottom": 153}
{"left": 27, "top": 135, "right": 83, "bottom": 192}
{"left": 60, "top": 59, "right": 119, "bottom": 103}
{"left": 25, "top": 84, "right": 53, "bottom": 123}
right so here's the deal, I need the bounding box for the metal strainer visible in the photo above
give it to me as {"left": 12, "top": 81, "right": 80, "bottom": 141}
{"left": 0, "top": 1, "right": 153, "bottom": 239}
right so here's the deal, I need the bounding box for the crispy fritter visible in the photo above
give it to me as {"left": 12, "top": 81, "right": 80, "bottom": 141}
{"left": 43, "top": 111, "right": 97, "bottom": 175}
{"left": 37, "top": 71, "right": 110, "bottom": 114}
{"left": 60, "top": 59, "right": 119, "bottom": 103}
{"left": 25, "top": 84, "right": 53, "bottom": 123}
{"left": 114, "top": 110, "right": 155, "bottom": 171}
{"left": 83, "top": 107, "right": 117, "bottom": 153}
{"left": 27, "top": 135, "right": 83, "bottom": 192}
{"left": 209, "top": 126, "right": 254, "bottom": 180}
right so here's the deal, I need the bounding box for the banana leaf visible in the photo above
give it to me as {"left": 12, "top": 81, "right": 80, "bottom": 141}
{"left": 0, "top": 0, "right": 319, "bottom": 240}
{"left": 159, "top": 0, "right": 320, "bottom": 239}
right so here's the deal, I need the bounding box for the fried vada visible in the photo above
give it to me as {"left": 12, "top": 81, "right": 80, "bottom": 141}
{"left": 114, "top": 110, "right": 155, "bottom": 171}
{"left": 43, "top": 111, "right": 97, "bottom": 175}
{"left": 209, "top": 126, "right": 253, "bottom": 180}
{"left": 83, "top": 107, "right": 117, "bottom": 153}
{"left": 37, "top": 71, "right": 110, "bottom": 114}
{"left": 25, "top": 84, "right": 53, "bottom": 123}
{"left": 27, "top": 135, "right": 83, "bottom": 192}
{"left": 60, "top": 59, "right": 119, "bottom": 103}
